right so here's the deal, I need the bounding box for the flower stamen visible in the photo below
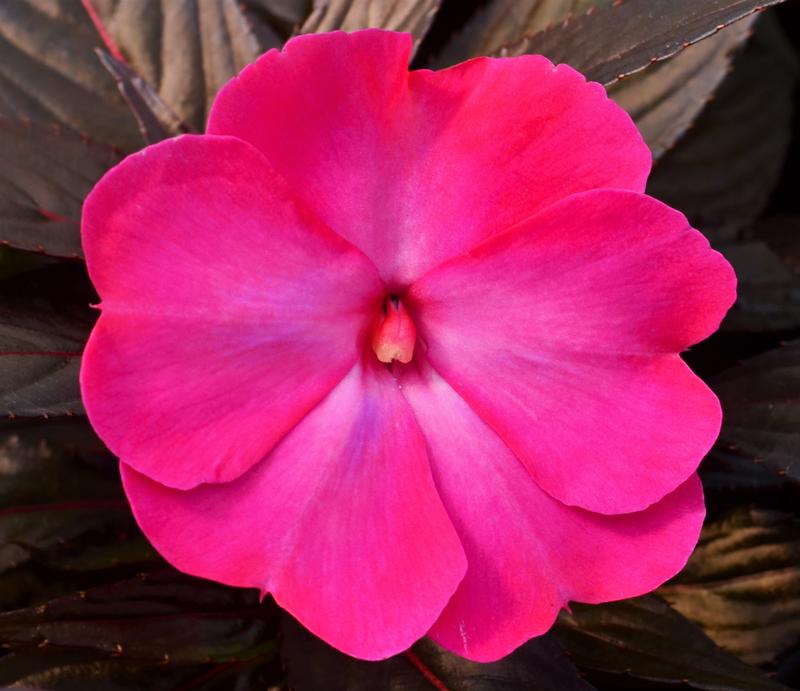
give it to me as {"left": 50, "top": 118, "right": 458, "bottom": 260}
{"left": 372, "top": 295, "right": 416, "bottom": 364}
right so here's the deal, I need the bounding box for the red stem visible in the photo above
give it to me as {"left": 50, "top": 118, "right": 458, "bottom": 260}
{"left": 80, "top": 0, "right": 126, "bottom": 63}
{"left": 404, "top": 650, "right": 451, "bottom": 691}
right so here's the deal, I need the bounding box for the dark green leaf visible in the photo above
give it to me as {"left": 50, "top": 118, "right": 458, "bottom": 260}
{"left": 712, "top": 340, "right": 800, "bottom": 483}
{"left": 660, "top": 509, "right": 800, "bottom": 665}
{"left": 498, "top": 0, "right": 787, "bottom": 86}
{"left": 91, "top": 0, "right": 309, "bottom": 132}
{"left": 432, "top": 1, "right": 757, "bottom": 163}
{"left": 716, "top": 218, "right": 800, "bottom": 333}
{"left": 554, "top": 596, "right": 788, "bottom": 690}
{"left": 0, "top": 649, "right": 220, "bottom": 690}
{"left": 299, "top": 0, "right": 442, "bottom": 54}
{"left": 0, "top": 571, "right": 277, "bottom": 665}
{"left": 608, "top": 16, "right": 755, "bottom": 161}
{"left": 431, "top": 0, "right": 593, "bottom": 66}
{"left": 0, "top": 0, "right": 142, "bottom": 150}
{"left": 702, "top": 446, "right": 795, "bottom": 495}
{"left": 0, "top": 419, "right": 114, "bottom": 507}
{"left": 0, "top": 118, "right": 121, "bottom": 258}
{"left": 409, "top": 636, "right": 595, "bottom": 691}
{"left": 648, "top": 14, "right": 797, "bottom": 247}
{"left": 0, "top": 267, "right": 95, "bottom": 417}
{"left": 647, "top": 16, "right": 798, "bottom": 332}
{"left": 0, "top": 246, "right": 52, "bottom": 280}
{"left": 0, "top": 418, "right": 156, "bottom": 610}
{"left": 282, "top": 615, "right": 595, "bottom": 690}
{"left": 246, "top": 0, "right": 312, "bottom": 39}
{"left": 0, "top": 646, "right": 282, "bottom": 690}
{"left": 97, "top": 49, "right": 192, "bottom": 144}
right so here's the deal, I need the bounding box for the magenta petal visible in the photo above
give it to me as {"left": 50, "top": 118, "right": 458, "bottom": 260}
{"left": 208, "top": 29, "right": 650, "bottom": 285}
{"left": 411, "top": 190, "right": 736, "bottom": 514}
{"left": 400, "top": 364, "right": 705, "bottom": 662}
{"left": 121, "top": 362, "right": 467, "bottom": 660}
{"left": 81, "top": 135, "right": 383, "bottom": 489}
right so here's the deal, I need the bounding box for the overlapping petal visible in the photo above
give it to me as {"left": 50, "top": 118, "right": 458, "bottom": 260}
{"left": 81, "top": 135, "right": 383, "bottom": 489}
{"left": 400, "top": 363, "right": 705, "bottom": 662}
{"left": 122, "top": 361, "right": 467, "bottom": 660}
{"left": 410, "top": 190, "right": 736, "bottom": 514}
{"left": 207, "top": 30, "right": 651, "bottom": 285}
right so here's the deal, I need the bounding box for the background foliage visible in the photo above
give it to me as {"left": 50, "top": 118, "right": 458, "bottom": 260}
{"left": 2, "top": 0, "right": 800, "bottom": 688}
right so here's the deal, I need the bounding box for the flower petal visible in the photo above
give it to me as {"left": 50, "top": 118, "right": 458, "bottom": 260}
{"left": 410, "top": 190, "right": 735, "bottom": 514}
{"left": 121, "top": 361, "right": 467, "bottom": 660}
{"left": 208, "top": 29, "right": 650, "bottom": 285}
{"left": 400, "top": 364, "right": 705, "bottom": 662}
{"left": 81, "top": 135, "right": 382, "bottom": 489}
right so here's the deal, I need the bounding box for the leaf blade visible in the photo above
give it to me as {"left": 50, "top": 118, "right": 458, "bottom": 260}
{"left": 0, "top": 572, "right": 277, "bottom": 665}
{"left": 498, "top": 0, "right": 788, "bottom": 86}
{"left": 431, "top": 0, "right": 759, "bottom": 163}
{"left": 299, "top": 0, "right": 442, "bottom": 55}
{"left": 555, "top": 596, "right": 790, "bottom": 690}
{"left": 660, "top": 509, "right": 800, "bottom": 665}
{"left": 0, "top": 118, "right": 121, "bottom": 258}
{"left": 0, "top": 267, "right": 95, "bottom": 417}
{"left": 96, "top": 49, "right": 192, "bottom": 144}
{"left": 712, "top": 340, "right": 800, "bottom": 483}
{"left": 0, "top": 0, "right": 142, "bottom": 150}
{"left": 282, "top": 615, "right": 595, "bottom": 691}
{"left": 92, "top": 0, "right": 309, "bottom": 132}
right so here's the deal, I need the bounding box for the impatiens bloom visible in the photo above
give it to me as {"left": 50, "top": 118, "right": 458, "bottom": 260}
{"left": 80, "top": 29, "right": 736, "bottom": 662}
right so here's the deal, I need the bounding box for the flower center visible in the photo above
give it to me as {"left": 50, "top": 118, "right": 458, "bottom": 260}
{"left": 371, "top": 295, "right": 416, "bottom": 364}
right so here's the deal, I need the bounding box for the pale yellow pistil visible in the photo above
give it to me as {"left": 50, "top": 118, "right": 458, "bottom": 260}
{"left": 371, "top": 296, "right": 416, "bottom": 364}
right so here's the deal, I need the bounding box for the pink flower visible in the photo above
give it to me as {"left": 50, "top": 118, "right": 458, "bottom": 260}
{"left": 80, "top": 29, "right": 736, "bottom": 661}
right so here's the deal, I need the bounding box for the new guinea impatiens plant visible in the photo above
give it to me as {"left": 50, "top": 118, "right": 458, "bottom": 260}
{"left": 79, "top": 29, "right": 735, "bottom": 661}
{"left": 3, "top": 0, "right": 800, "bottom": 688}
